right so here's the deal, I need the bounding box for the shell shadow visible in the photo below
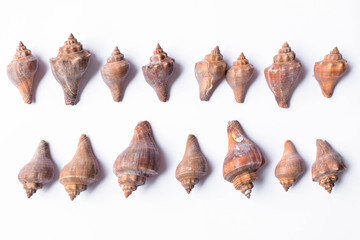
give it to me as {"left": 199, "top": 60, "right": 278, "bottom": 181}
{"left": 254, "top": 144, "right": 270, "bottom": 185}
{"left": 32, "top": 57, "right": 47, "bottom": 103}
{"left": 167, "top": 61, "right": 182, "bottom": 101}
{"left": 242, "top": 67, "right": 258, "bottom": 103}
{"left": 333, "top": 64, "right": 351, "bottom": 97}
{"left": 119, "top": 58, "right": 138, "bottom": 102}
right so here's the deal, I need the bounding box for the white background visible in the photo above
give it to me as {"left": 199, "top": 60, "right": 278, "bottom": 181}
{"left": 0, "top": 0, "right": 359, "bottom": 239}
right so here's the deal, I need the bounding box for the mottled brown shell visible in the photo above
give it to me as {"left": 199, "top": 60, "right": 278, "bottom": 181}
{"left": 312, "top": 139, "right": 346, "bottom": 193}
{"left": 7, "top": 42, "right": 38, "bottom": 104}
{"left": 195, "top": 46, "right": 227, "bottom": 101}
{"left": 49, "top": 34, "right": 91, "bottom": 105}
{"left": 314, "top": 47, "right": 348, "bottom": 98}
{"left": 113, "top": 121, "right": 160, "bottom": 198}
{"left": 18, "top": 140, "right": 55, "bottom": 198}
{"left": 223, "top": 120, "right": 265, "bottom": 198}
{"left": 264, "top": 42, "right": 302, "bottom": 108}
{"left": 175, "top": 134, "right": 208, "bottom": 194}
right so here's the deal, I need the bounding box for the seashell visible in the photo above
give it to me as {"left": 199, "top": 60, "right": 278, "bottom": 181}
{"left": 175, "top": 134, "right": 208, "bottom": 194}
{"left": 264, "top": 42, "right": 302, "bottom": 108}
{"left": 113, "top": 121, "right": 160, "bottom": 198}
{"left": 225, "top": 53, "right": 254, "bottom": 103}
{"left": 101, "top": 47, "right": 130, "bottom": 102}
{"left": 142, "top": 44, "right": 175, "bottom": 102}
{"left": 275, "top": 140, "right": 305, "bottom": 192}
{"left": 314, "top": 47, "right": 348, "bottom": 98}
{"left": 49, "top": 34, "right": 91, "bottom": 105}
{"left": 18, "top": 140, "right": 55, "bottom": 198}
{"left": 195, "top": 46, "right": 227, "bottom": 101}
{"left": 7, "top": 42, "right": 38, "bottom": 104}
{"left": 312, "top": 139, "right": 346, "bottom": 193}
{"left": 59, "top": 135, "right": 100, "bottom": 200}
{"left": 223, "top": 120, "right": 265, "bottom": 198}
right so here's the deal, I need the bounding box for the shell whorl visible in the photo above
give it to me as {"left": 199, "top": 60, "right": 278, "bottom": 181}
{"left": 107, "top": 46, "right": 124, "bottom": 63}
{"left": 150, "top": 43, "right": 173, "bottom": 63}
{"left": 59, "top": 33, "right": 84, "bottom": 54}
{"left": 324, "top": 47, "right": 343, "bottom": 61}
{"left": 273, "top": 42, "right": 296, "bottom": 63}
{"left": 13, "top": 41, "right": 32, "bottom": 60}
{"left": 205, "top": 46, "right": 223, "bottom": 61}
{"left": 233, "top": 52, "right": 249, "bottom": 66}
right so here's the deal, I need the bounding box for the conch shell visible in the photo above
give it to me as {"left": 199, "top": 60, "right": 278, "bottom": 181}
{"left": 223, "top": 120, "right": 265, "bottom": 198}
{"left": 195, "top": 46, "right": 227, "bottom": 101}
{"left": 101, "top": 47, "right": 130, "bottom": 102}
{"left": 275, "top": 140, "right": 305, "bottom": 191}
{"left": 175, "top": 134, "right": 208, "bottom": 194}
{"left": 264, "top": 42, "right": 302, "bottom": 108}
{"left": 18, "top": 140, "right": 55, "bottom": 198}
{"left": 49, "top": 34, "right": 91, "bottom": 105}
{"left": 312, "top": 139, "right": 346, "bottom": 193}
{"left": 113, "top": 121, "right": 160, "bottom": 198}
{"left": 7, "top": 42, "right": 38, "bottom": 104}
{"left": 142, "top": 44, "right": 174, "bottom": 102}
{"left": 59, "top": 135, "right": 100, "bottom": 200}
{"left": 314, "top": 47, "right": 348, "bottom": 98}
{"left": 225, "top": 53, "right": 254, "bottom": 103}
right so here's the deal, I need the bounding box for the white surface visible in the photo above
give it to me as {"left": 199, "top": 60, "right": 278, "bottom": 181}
{"left": 0, "top": 0, "right": 359, "bottom": 239}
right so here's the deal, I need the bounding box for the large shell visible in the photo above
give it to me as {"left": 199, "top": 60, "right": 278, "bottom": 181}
{"left": 264, "top": 42, "right": 302, "bottom": 108}
{"left": 275, "top": 140, "right": 305, "bottom": 191}
{"left": 195, "top": 46, "right": 227, "bottom": 101}
{"left": 142, "top": 44, "right": 175, "bottom": 102}
{"left": 314, "top": 47, "right": 348, "bottom": 98}
{"left": 223, "top": 120, "right": 265, "bottom": 198}
{"left": 59, "top": 135, "right": 100, "bottom": 200}
{"left": 7, "top": 42, "right": 38, "bottom": 104}
{"left": 113, "top": 121, "right": 160, "bottom": 198}
{"left": 18, "top": 140, "right": 55, "bottom": 198}
{"left": 101, "top": 47, "right": 130, "bottom": 102}
{"left": 175, "top": 134, "right": 208, "bottom": 194}
{"left": 225, "top": 53, "right": 254, "bottom": 103}
{"left": 49, "top": 34, "right": 91, "bottom": 105}
{"left": 312, "top": 139, "right": 346, "bottom": 193}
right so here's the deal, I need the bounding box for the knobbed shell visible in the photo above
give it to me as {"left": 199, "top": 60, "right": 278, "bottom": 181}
{"left": 195, "top": 46, "right": 227, "bottom": 101}
{"left": 275, "top": 140, "right": 305, "bottom": 191}
{"left": 59, "top": 135, "right": 100, "bottom": 200}
{"left": 314, "top": 47, "right": 348, "bottom": 98}
{"left": 101, "top": 47, "right": 130, "bottom": 102}
{"left": 142, "top": 44, "right": 175, "bottom": 102}
{"left": 18, "top": 140, "right": 55, "bottom": 198}
{"left": 312, "top": 139, "right": 346, "bottom": 193}
{"left": 7, "top": 42, "right": 38, "bottom": 104}
{"left": 223, "top": 120, "right": 265, "bottom": 198}
{"left": 113, "top": 121, "right": 160, "bottom": 198}
{"left": 264, "top": 42, "right": 302, "bottom": 108}
{"left": 226, "top": 53, "right": 254, "bottom": 103}
{"left": 175, "top": 134, "right": 208, "bottom": 194}
{"left": 49, "top": 34, "right": 91, "bottom": 105}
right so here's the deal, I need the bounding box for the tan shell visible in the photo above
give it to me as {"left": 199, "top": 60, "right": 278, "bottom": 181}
{"left": 59, "top": 135, "right": 100, "bottom": 200}
{"left": 314, "top": 47, "right": 348, "bottom": 98}
{"left": 49, "top": 34, "right": 91, "bottom": 105}
{"left": 195, "top": 46, "right": 227, "bottom": 101}
{"left": 18, "top": 140, "right": 55, "bottom": 198}
{"left": 175, "top": 134, "right": 208, "bottom": 194}
{"left": 7, "top": 42, "right": 38, "bottom": 104}
{"left": 223, "top": 120, "right": 265, "bottom": 198}
{"left": 113, "top": 121, "right": 160, "bottom": 198}
{"left": 142, "top": 44, "right": 175, "bottom": 102}
{"left": 312, "top": 139, "right": 346, "bottom": 193}
{"left": 264, "top": 42, "right": 302, "bottom": 108}
{"left": 101, "top": 47, "right": 130, "bottom": 102}
{"left": 275, "top": 140, "right": 305, "bottom": 191}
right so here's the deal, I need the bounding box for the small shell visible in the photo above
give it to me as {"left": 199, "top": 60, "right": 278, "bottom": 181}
{"left": 59, "top": 135, "right": 100, "bottom": 200}
{"left": 275, "top": 140, "right": 305, "bottom": 191}
{"left": 49, "top": 34, "right": 91, "bottom": 105}
{"left": 113, "top": 121, "right": 160, "bottom": 198}
{"left": 195, "top": 46, "right": 227, "bottom": 101}
{"left": 225, "top": 53, "right": 254, "bottom": 103}
{"left": 223, "top": 120, "right": 265, "bottom": 198}
{"left": 7, "top": 42, "right": 38, "bottom": 104}
{"left": 312, "top": 139, "right": 346, "bottom": 193}
{"left": 175, "top": 134, "right": 208, "bottom": 194}
{"left": 314, "top": 47, "right": 348, "bottom": 98}
{"left": 142, "top": 44, "right": 175, "bottom": 102}
{"left": 264, "top": 42, "right": 302, "bottom": 108}
{"left": 18, "top": 140, "right": 55, "bottom": 198}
